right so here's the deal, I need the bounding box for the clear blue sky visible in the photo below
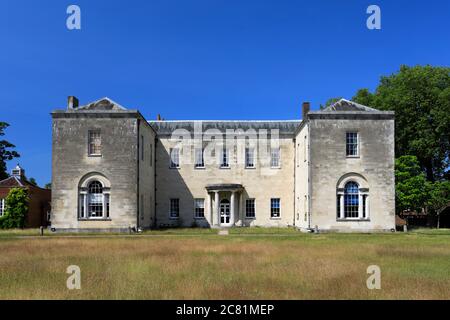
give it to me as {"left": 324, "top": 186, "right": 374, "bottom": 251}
{"left": 1, "top": 0, "right": 449, "bottom": 185}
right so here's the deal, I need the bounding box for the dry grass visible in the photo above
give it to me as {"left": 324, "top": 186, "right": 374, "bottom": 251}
{"left": 0, "top": 231, "right": 449, "bottom": 299}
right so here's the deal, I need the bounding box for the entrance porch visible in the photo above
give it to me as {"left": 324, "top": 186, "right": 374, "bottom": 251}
{"left": 206, "top": 184, "right": 243, "bottom": 228}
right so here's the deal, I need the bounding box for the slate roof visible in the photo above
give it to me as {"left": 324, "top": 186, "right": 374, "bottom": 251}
{"left": 75, "top": 97, "right": 127, "bottom": 111}
{"left": 319, "top": 99, "right": 380, "bottom": 112}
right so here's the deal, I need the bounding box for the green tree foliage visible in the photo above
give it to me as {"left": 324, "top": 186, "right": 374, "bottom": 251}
{"left": 28, "top": 177, "right": 37, "bottom": 186}
{"left": 44, "top": 182, "right": 51, "bottom": 190}
{"left": 0, "top": 188, "right": 29, "bottom": 229}
{"left": 427, "top": 180, "right": 450, "bottom": 213}
{"left": 352, "top": 65, "right": 450, "bottom": 181}
{"left": 395, "top": 156, "right": 430, "bottom": 214}
{"left": 0, "top": 122, "right": 20, "bottom": 180}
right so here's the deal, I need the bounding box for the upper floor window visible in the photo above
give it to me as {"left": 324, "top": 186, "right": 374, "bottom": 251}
{"left": 195, "top": 148, "right": 204, "bottom": 168}
{"left": 194, "top": 198, "right": 205, "bottom": 218}
{"left": 88, "top": 130, "right": 102, "bottom": 156}
{"left": 0, "top": 198, "right": 5, "bottom": 216}
{"left": 271, "top": 148, "right": 280, "bottom": 168}
{"left": 245, "top": 199, "right": 255, "bottom": 218}
{"left": 170, "top": 148, "right": 180, "bottom": 168}
{"left": 170, "top": 198, "right": 180, "bottom": 219}
{"left": 270, "top": 198, "right": 280, "bottom": 218}
{"left": 346, "top": 132, "right": 359, "bottom": 157}
{"left": 221, "top": 148, "right": 229, "bottom": 168}
{"left": 245, "top": 148, "right": 255, "bottom": 168}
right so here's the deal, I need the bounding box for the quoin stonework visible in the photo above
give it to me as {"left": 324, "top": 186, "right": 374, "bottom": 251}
{"left": 51, "top": 97, "right": 395, "bottom": 232}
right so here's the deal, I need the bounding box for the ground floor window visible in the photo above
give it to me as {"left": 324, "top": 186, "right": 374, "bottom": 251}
{"left": 170, "top": 198, "right": 180, "bottom": 219}
{"left": 79, "top": 180, "right": 110, "bottom": 219}
{"left": 245, "top": 199, "right": 255, "bottom": 218}
{"left": 337, "top": 180, "right": 369, "bottom": 220}
{"left": 194, "top": 198, "right": 205, "bottom": 218}
{"left": 270, "top": 198, "right": 280, "bottom": 218}
{"left": 0, "top": 198, "right": 5, "bottom": 216}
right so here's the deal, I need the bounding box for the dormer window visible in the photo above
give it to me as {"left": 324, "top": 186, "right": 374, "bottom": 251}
{"left": 88, "top": 130, "right": 102, "bottom": 156}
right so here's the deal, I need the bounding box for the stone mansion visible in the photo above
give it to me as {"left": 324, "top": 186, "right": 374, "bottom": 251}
{"left": 51, "top": 96, "right": 395, "bottom": 232}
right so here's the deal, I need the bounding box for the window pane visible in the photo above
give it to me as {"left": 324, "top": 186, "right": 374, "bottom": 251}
{"left": 221, "top": 148, "right": 229, "bottom": 167}
{"left": 195, "top": 148, "right": 204, "bottom": 168}
{"left": 271, "top": 148, "right": 280, "bottom": 167}
{"left": 88, "top": 130, "right": 101, "bottom": 155}
{"left": 344, "top": 181, "right": 359, "bottom": 218}
{"left": 246, "top": 148, "right": 255, "bottom": 167}
{"left": 170, "top": 199, "right": 180, "bottom": 218}
{"left": 170, "top": 148, "right": 180, "bottom": 168}
{"left": 88, "top": 181, "right": 104, "bottom": 218}
{"left": 245, "top": 199, "right": 255, "bottom": 218}
{"left": 194, "top": 198, "right": 205, "bottom": 218}
{"left": 271, "top": 198, "right": 280, "bottom": 218}
{"left": 346, "top": 132, "right": 358, "bottom": 156}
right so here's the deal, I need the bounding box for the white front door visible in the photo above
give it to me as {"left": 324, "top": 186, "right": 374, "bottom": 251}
{"left": 220, "top": 200, "right": 232, "bottom": 227}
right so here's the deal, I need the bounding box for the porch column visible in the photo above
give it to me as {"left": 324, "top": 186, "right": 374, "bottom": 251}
{"left": 230, "top": 191, "right": 236, "bottom": 226}
{"left": 215, "top": 191, "right": 220, "bottom": 226}
{"left": 208, "top": 192, "right": 213, "bottom": 224}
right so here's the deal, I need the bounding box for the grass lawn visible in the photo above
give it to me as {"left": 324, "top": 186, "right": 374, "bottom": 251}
{"left": 0, "top": 228, "right": 449, "bottom": 299}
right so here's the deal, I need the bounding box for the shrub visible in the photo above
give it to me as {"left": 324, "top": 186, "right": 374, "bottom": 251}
{"left": 0, "top": 188, "right": 29, "bottom": 229}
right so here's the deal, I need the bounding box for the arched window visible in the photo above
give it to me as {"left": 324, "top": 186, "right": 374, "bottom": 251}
{"left": 88, "top": 181, "right": 104, "bottom": 218}
{"left": 344, "top": 182, "right": 359, "bottom": 218}
{"left": 336, "top": 175, "right": 369, "bottom": 220}
{"left": 79, "top": 175, "right": 110, "bottom": 219}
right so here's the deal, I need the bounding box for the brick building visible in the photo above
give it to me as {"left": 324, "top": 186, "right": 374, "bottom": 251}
{"left": 0, "top": 165, "right": 51, "bottom": 227}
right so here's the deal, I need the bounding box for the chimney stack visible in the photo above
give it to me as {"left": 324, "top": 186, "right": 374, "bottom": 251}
{"left": 302, "top": 102, "right": 310, "bottom": 120}
{"left": 68, "top": 96, "right": 79, "bottom": 109}
{"left": 157, "top": 114, "right": 162, "bottom": 121}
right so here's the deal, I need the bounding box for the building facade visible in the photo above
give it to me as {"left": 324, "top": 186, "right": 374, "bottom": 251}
{"left": 50, "top": 97, "right": 395, "bottom": 232}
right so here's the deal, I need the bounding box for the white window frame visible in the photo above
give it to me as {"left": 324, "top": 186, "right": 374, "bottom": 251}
{"left": 0, "top": 199, "right": 5, "bottom": 216}
{"left": 194, "top": 198, "right": 205, "bottom": 219}
{"left": 346, "top": 132, "right": 359, "bottom": 158}
{"left": 245, "top": 198, "right": 256, "bottom": 219}
{"left": 194, "top": 148, "right": 205, "bottom": 168}
{"left": 169, "top": 148, "right": 180, "bottom": 168}
{"left": 78, "top": 180, "right": 110, "bottom": 220}
{"left": 270, "top": 147, "right": 281, "bottom": 168}
{"left": 270, "top": 198, "right": 281, "bottom": 219}
{"left": 245, "top": 147, "right": 255, "bottom": 168}
{"left": 337, "top": 181, "right": 369, "bottom": 220}
{"left": 220, "top": 148, "right": 230, "bottom": 168}
{"left": 88, "top": 130, "right": 102, "bottom": 156}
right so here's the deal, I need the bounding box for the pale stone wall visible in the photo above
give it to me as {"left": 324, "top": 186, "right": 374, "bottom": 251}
{"left": 153, "top": 121, "right": 297, "bottom": 228}
{"left": 294, "top": 123, "right": 310, "bottom": 230}
{"left": 51, "top": 112, "right": 142, "bottom": 231}
{"left": 138, "top": 121, "right": 156, "bottom": 228}
{"left": 307, "top": 114, "right": 395, "bottom": 232}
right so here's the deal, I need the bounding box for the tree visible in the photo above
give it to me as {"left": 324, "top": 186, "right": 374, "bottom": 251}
{"left": 44, "top": 182, "right": 51, "bottom": 189}
{"left": 353, "top": 65, "right": 450, "bottom": 181}
{"left": 28, "top": 177, "right": 37, "bottom": 186}
{"left": 427, "top": 180, "right": 450, "bottom": 214}
{"left": 0, "top": 122, "right": 20, "bottom": 180}
{"left": 395, "top": 156, "right": 430, "bottom": 214}
{"left": 0, "top": 188, "right": 29, "bottom": 229}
